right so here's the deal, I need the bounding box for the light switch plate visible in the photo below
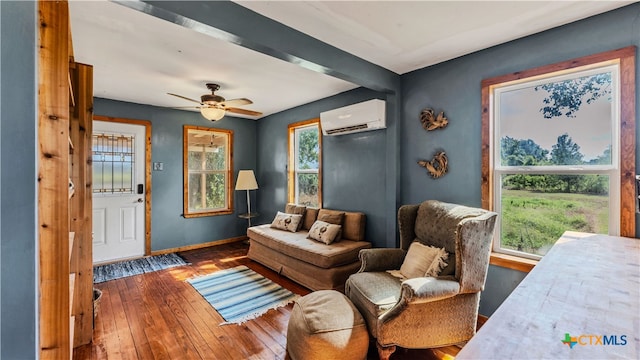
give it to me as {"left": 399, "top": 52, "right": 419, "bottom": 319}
{"left": 153, "top": 162, "right": 164, "bottom": 171}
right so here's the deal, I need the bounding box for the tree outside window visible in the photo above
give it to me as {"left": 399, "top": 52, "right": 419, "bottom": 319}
{"left": 183, "top": 126, "right": 233, "bottom": 217}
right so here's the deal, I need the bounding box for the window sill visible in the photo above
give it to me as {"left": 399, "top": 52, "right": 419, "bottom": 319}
{"left": 489, "top": 252, "right": 538, "bottom": 273}
{"left": 183, "top": 210, "right": 233, "bottom": 218}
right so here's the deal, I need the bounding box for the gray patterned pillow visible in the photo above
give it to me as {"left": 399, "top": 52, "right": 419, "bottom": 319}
{"left": 270, "top": 211, "right": 303, "bottom": 233}
{"left": 307, "top": 220, "right": 342, "bottom": 245}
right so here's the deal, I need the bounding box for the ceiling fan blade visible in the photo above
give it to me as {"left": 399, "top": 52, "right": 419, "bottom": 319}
{"left": 167, "top": 93, "right": 203, "bottom": 105}
{"left": 220, "top": 98, "right": 252, "bottom": 107}
{"left": 168, "top": 106, "right": 204, "bottom": 109}
{"left": 226, "top": 107, "right": 263, "bottom": 116}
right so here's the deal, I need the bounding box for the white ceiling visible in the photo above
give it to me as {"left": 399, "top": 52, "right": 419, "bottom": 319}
{"left": 69, "top": 0, "right": 634, "bottom": 120}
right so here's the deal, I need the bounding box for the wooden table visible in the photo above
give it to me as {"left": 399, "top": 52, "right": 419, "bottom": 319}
{"left": 456, "top": 231, "right": 639, "bottom": 359}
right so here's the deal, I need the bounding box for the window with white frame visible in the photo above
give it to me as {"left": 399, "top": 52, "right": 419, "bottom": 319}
{"left": 482, "top": 48, "right": 636, "bottom": 261}
{"left": 288, "top": 119, "right": 322, "bottom": 207}
{"left": 183, "top": 126, "right": 233, "bottom": 217}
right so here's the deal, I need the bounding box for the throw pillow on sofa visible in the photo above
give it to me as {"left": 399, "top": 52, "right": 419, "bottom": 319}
{"left": 398, "top": 241, "right": 449, "bottom": 279}
{"left": 307, "top": 220, "right": 342, "bottom": 245}
{"left": 285, "top": 203, "right": 307, "bottom": 231}
{"left": 271, "top": 211, "right": 303, "bottom": 233}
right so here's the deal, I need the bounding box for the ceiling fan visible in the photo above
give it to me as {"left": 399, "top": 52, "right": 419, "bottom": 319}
{"left": 168, "top": 83, "right": 263, "bottom": 121}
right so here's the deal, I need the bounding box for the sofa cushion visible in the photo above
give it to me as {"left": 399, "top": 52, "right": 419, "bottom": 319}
{"left": 307, "top": 220, "right": 342, "bottom": 245}
{"left": 317, "top": 209, "right": 345, "bottom": 225}
{"left": 271, "top": 211, "right": 303, "bottom": 233}
{"left": 247, "top": 241, "right": 364, "bottom": 291}
{"left": 285, "top": 203, "right": 307, "bottom": 231}
{"left": 285, "top": 203, "right": 306, "bottom": 214}
{"left": 302, "top": 209, "right": 365, "bottom": 241}
{"left": 248, "top": 224, "right": 371, "bottom": 269}
{"left": 303, "top": 208, "right": 320, "bottom": 230}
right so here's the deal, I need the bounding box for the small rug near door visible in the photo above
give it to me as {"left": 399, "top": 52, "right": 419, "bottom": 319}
{"left": 93, "top": 253, "right": 188, "bottom": 283}
{"left": 188, "top": 265, "right": 299, "bottom": 325}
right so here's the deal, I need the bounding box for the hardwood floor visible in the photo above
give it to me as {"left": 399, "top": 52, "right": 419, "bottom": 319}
{"left": 73, "top": 242, "right": 456, "bottom": 360}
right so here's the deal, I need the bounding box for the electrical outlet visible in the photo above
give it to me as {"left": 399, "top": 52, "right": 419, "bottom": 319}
{"left": 153, "top": 162, "right": 164, "bottom": 171}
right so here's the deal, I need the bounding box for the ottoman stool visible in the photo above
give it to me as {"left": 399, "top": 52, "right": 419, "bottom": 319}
{"left": 286, "top": 290, "right": 369, "bottom": 360}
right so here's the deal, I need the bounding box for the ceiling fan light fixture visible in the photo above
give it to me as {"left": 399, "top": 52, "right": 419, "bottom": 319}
{"left": 200, "top": 107, "right": 225, "bottom": 121}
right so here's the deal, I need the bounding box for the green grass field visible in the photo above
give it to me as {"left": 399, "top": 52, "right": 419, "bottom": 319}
{"left": 500, "top": 189, "right": 609, "bottom": 255}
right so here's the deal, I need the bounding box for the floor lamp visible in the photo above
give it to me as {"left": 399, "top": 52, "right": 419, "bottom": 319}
{"left": 235, "top": 170, "right": 259, "bottom": 227}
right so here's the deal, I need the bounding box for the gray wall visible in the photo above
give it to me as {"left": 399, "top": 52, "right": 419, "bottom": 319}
{"left": 400, "top": 3, "right": 640, "bottom": 315}
{"left": 0, "top": 1, "right": 38, "bottom": 358}
{"left": 94, "top": 98, "right": 258, "bottom": 251}
{"left": 256, "top": 87, "right": 389, "bottom": 248}
{"left": 2, "top": 2, "right": 640, "bottom": 356}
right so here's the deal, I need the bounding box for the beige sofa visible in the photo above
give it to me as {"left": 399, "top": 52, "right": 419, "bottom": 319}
{"left": 247, "top": 206, "right": 370, "bottom": 292}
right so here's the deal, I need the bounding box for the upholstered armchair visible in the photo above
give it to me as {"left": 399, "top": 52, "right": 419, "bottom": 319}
{"left": 345, "top": 200, "right": 497, "bottom": 360}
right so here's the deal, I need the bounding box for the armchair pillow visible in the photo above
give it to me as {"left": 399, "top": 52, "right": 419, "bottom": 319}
{"left": 307, "top": 220, "right": 342, "bottom": 245}
{"left": 271, "top": 211, "right": 303, "bottom": 233}
{"left": 398, "top": 241, "right": 449, "bottom": 279}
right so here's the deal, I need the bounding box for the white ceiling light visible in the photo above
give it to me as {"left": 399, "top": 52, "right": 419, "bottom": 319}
{"left": 200, "top": 107, "right": 225, "bottom": 121}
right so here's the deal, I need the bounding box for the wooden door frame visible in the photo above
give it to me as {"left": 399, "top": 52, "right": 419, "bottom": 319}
{"left": 93, "top": 115, "right": 153, "bottom": 255}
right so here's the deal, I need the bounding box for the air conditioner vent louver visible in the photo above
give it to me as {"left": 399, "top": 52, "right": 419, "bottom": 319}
{"left": 320, "top": 99, "right": 386, "bottom": 136}
{"left": 325, "top": 124, "right": 368, "bottom": 135}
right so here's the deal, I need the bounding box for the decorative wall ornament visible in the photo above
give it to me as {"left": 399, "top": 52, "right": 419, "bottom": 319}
{"left": 420, "top": 108, "right": 448, "bottom": 131}
{"left": 418, "top": 151, "right": 448, "bottom": 178}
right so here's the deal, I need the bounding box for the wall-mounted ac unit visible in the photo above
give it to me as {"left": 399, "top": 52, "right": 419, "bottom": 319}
{"left": 320, "top": 99, "right": 386, "bottom": 136}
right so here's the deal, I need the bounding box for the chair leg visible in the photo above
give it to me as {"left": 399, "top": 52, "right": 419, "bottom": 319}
{"left": 376, "top": 342, "right": 396, "bottom": 360}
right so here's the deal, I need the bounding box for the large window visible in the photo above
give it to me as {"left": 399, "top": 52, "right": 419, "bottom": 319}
{"left": 183, "top": 126, "right": 233, "bottom": 217}
{"left": 482, "top": 47, "right": 635, "bottom": 262}
{"left": 288, "top": 119, "right": 322, "bottom": 207}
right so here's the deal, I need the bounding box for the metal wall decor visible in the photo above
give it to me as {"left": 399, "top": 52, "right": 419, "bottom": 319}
{"left": 420, "top": 108, "right": 448, "bottom": 131}
{"left": 418, "top": 151, "right": 448, "bottom": 178}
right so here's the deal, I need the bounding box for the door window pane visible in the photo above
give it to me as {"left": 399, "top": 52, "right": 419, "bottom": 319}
{"left": 92, "top": 133, "right": 135, "bottom": 194}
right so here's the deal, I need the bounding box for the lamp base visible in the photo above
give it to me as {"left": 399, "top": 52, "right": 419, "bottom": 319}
{"left": 238, "top": 213, "right": 259, "bottom": 219}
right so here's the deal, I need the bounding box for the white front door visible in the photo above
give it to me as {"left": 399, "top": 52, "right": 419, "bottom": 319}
{"left": 92, "top": 121, "right": 146, "bottom": 264}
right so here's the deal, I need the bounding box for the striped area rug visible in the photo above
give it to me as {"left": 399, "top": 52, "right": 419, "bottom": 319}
{"left": 188, "top": 265, "right": 299, "bottom": 325}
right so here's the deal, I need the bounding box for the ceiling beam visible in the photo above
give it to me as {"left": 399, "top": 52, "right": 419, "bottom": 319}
{"left": 115, "top": 0, "right": 400, "bottom": 93}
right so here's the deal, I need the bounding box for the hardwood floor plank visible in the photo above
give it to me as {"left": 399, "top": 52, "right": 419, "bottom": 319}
{"left": 119, "top": 277, "right": 155, "bottom": 359}
{"left": 155, "top": 269, "right": 225, "bottom": 359}
{"left": 178, "top": 280, "right": 246, "bottom": 359}
{"left": 106, "top": 280, "right": 138, "bottom": 360}
{"left": 98, "top": 282, "right": 123, "bottom": 360}
{"left": 243, "top": 321, "right": 286, "bottom": 359}
{"left": 139, "top": 272, "right": 202, "bottom": 359}
{"left": 75, "top": 242, "right": 464, "bottom": 360}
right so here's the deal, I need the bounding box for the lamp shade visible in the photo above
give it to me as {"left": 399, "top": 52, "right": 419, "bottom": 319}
{"left": 200, "top": 107, "right": 225, "bottom": 121}
{"left": 235, "top": 170, "right": 258, "bottom": 190}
